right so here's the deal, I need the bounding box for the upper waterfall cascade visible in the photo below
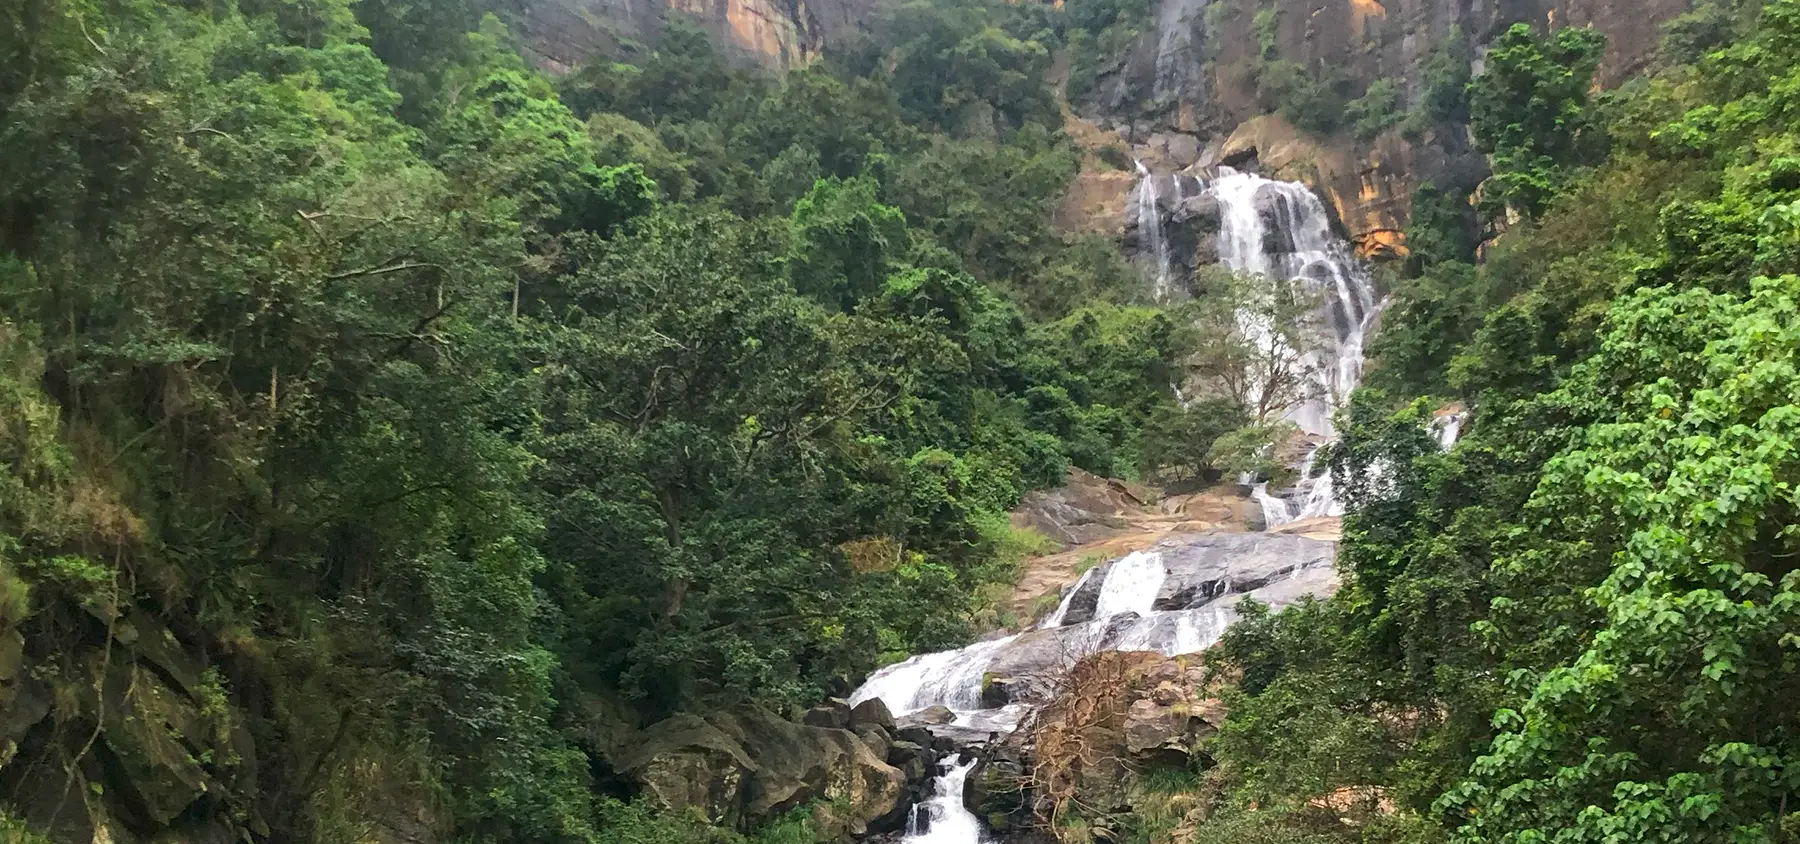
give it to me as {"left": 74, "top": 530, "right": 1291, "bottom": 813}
{"left": 1135, "top": 165, "right": 1386, "bottom": 526}
{"left": 1135, "top": 160, "right": 1174, "bottom": 300}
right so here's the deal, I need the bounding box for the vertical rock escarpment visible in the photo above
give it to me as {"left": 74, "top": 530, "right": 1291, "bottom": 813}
{"left": 517, "top": 0, "right": 876, "bottom": 72}
{"left": 1087, "top": 0, "right": 1691, "bottom": 138}
{"left": 1070, "top": 0, "right": 1694, "bottom": 254}
{"left": 512, "top": 0, "right": 1693, "bottom": 247}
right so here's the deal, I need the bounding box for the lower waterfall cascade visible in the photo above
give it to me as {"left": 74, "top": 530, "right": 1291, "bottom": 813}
{"left": 849, "top": 541, "right": 1336, "bottom": 726}
{"left": 903, "top": 755, "right": 986, "bottom": 844}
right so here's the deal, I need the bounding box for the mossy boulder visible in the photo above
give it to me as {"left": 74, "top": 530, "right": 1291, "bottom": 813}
{"left": 963, "top": 748, "right": 1030, "bottom": 831}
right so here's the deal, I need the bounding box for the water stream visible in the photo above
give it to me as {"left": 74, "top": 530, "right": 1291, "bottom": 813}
{"left": 902, "top": 755, "right": 986, "bottom": 844}
{"left": 1038, "top": 567, "right": 1094, "bottom": 629}
{"left": 1206, "top": 167, "right": 1383, "bottom": 526}
{"left": 849, "top": 546, "right": 1333, "bottom": 729}
{"left": 1135, "top": 161, "right": 1175, "bottom": 301}
{"left": 1091, "top": 550, "right": 1165, "bottom": 618}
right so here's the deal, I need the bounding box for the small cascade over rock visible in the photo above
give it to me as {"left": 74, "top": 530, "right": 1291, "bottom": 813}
{"left": 902, "top": 755, "right": 986, "bottom": 844}
{"left": 1432, "top": 409, "right": 1465, "bottom": 450}
{"left": 1133, "top": 161, "right": 1174, "bottom": 301}
{"left": 1092, "top": 550, "right": 1164, "bottom": 618}
{"left": 849, "top": 534, "right": 1336, "bottom": 737}
{"left": 1038, "top": 566, "right": 1094, "bottom": 629}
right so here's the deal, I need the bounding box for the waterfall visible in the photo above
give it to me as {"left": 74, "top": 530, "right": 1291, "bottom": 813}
{"left": 850, "top": 634, "right": 1021, "bottom": 716}
{"left": 1252, "top": 482, "right": 1294, "bottom": 528}
{"left": 846, "top": 163, "right": 1370, "bottom": 844}
{"left": 850, "top": 546, "right": 1326, "bottom": 722}
{"left": 1135, "top": 161, "right": 1174, "bottom": 301}
{"left": 903, "top": 755, "right": 985, "bottom": 844}
{"left": 1204, "top": 167, "right": 1384, "bottom": 526}
{"left": 1092, "top": 551, "right": 1166, "bottom": 618}
{"left": 1432, "top": 412, "right": 1464, "bottom": 450}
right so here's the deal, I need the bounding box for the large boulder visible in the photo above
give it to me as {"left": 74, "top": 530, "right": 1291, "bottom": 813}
{"left": 1052, "top": 570, "right": 1106, "bottom": 627}
{"left": 1165, "top": 182, "right": 1222, "bottom": 296}
{"left": 980, "top": 674, "right": 1025, "bottom": 708}
{"left": 613, "top": 714, "right": 757, "bottom": 826}
{"left": 1010, "top": 468, "right": 1148, "bottom": 546}
{"left": 855, "top": 725, "right": 892, "bottom": 763}
{"left": 1123, "top": 698, "right": 1195, "bottom": 764}
{"left": 801, "top": 698, "right": 851, "bottom": 729}
{"left": 848, "top": 698, "right": 895, "bottom": 732}
{"left": 616, "top": 708, "right": 905, "bottom": 835}
{"left": 963, "top": 747, "right": 1030, "bottom": 832}
{"left": 712, "top": 709, "right": 905, "bottom": 836}
{"left": 895, "top": 725, "right": 935, "bottom": 747}
{"left": 907, "top": 705, "right": 956, "bottom": 726}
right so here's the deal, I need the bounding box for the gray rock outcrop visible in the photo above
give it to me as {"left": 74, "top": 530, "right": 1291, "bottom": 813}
{"left": 1058, "top": 532, "right": 1336, "bottom": 628}
{"left": 614, "top": 707, "right": 905, "bottom": 834}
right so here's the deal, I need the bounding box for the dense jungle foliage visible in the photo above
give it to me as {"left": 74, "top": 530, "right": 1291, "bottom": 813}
{"left": 1188, "top": 1, "right": 1800, "bottom": 842}
{"left": 0, "top": 0, "right": 1218, "bottom": 840}
{"left": 10, "top": 0, "right": 1800, "bottom": 840}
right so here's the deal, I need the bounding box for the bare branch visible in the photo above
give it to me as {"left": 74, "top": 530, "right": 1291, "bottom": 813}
{"left": 326, "top": 261, "right": 437, "bottom": 281}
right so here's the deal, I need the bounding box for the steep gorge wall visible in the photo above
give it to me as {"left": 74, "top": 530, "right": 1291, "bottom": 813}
{"left": 1195, "top": 0, "right": 1690, "bottom": 129}
{"left": 1072, "top": 0, "right": 1694, "bottom": 252}
{"left": 516, "top": 0, "right": 874, "bottom": 71}
{"left": 510, "top": 0, "right": 1693, "bottom": 247}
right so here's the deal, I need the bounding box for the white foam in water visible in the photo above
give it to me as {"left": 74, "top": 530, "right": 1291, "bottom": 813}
{"left": 1110, "top": 605, "right": 1235, "bottom": 654}
{"left": 850, "top": 635, "right": 1020, "bottom": 716}
{"left": 904, "top": 755, "right": 986, "bottom": 844}
{"left": 1092, "top": 551, "right": 1166, "bottom": 619}
{"left": 1205, "top": 167, "right": 1383, "bottom": 526}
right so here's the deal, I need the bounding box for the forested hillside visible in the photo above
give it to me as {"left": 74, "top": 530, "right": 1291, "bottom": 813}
{"left": 7, "top": 0, "right": 1800, "bottom": 842}
{"left": 0, "top": 0, "right": 1191, "bottom": 840}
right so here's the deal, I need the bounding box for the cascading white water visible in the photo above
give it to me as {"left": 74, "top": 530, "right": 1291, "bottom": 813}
{"left": 1092, "top": 551, "right": 1165, "bottom": 618}
{"left": 904, "top": 756, "right": 986, "bottom": 844}
{"left": 846, "top": 164, "right": 1369, "bottom": 844}
{"left": 1252, "top": 482, "right": 1294, "bottom": 528}
{"left": 1135, "top": 161, "right": 1175, "bottom": 301}
{"left": 850, "top": 548, "right": 1323, "bottom": 726}
{"left": 1110, "top": 604, "right": 1235, "bottom": 654}
{"left": 850, "top": 554, "right": 1180, "bottom": 724}
{"left": 851, "top": 634, "right": 1021, "bottom": 716}
{"left": 1205, "top": 167, "right": 1384, "bottom": 526}
{"left": 1432, "top": 412, "right": 1464, "bottom": 450}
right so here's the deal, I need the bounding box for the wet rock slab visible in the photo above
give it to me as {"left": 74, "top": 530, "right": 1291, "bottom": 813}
{"left": 1057, "top": 531, "right": 1336, "bottom": 626}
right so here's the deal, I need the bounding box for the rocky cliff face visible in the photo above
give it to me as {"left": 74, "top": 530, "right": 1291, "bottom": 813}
{"left": 515, "top": 0, "right": 1691, "bottom": 243}
{"left": 1072, "top": 0, "right": 1694, "bottom": 252}
{"left": 516, "top": 0, "right": 874, "bottom": 71}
